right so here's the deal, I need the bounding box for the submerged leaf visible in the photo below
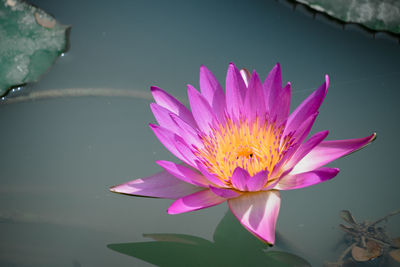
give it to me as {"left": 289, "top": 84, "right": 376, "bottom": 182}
{"left": 143, "top": 233, "right": 211, "bottom": 246}
{"left": 108, "top": 211, "right": 312, "bottom": 266}
{"left": 266, "top": 251, "right": 312, "bottom": 267}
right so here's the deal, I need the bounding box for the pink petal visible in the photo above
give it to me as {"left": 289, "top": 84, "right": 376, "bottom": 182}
{"left": 246, "top": 170, "right": 269, "bottom": 191}
{"left": 284, "top": 130, "right": 329, "bottom": 172}
{"left": 151, "top": 104, "right": 202, "bottom": 149}
{"left": 195, "top": 161, "right": 229, "bottom": 188}
{"left": 287, "top": 112, "right": 319, "bottom": 145}
{"left": 244, "top": 71, "right": 266, "bottom": 123}
{"left": 167, "top": 189, "right": 226, "bottom": 214}
{"left": 230, "top": 167, "right": 250, "bottom": 191}
{"left": 151, "top": 86, "right": 197, "bottom": 127}
{"left": 156, "top": 160, "right": 210, "bottom": 187}
{"left": 109, "top": 170, "right": 202, "bottom": 199}
{"left": 200, "top": 65, "right": 226, "bottom": 122}
{"left": 169, "top": 113, "right": 203, "bottom": 148}
{"left": 283, "top": 75, "right": 328, "bottom": 137}
{"left": 273, "top": 113, "right": 319, "bottom": 178}
{"left": 187, "top": 84, "right": 217, "bottom": 134}
{"left": 263, "top": 63, "right": 282, "bottom": 111}
{"left": 174, "top": 138, "right": 197, "bottom": 167}
{"left": 149, "top": 124, "right": 192, "bottom": 166}
{"left": 228, "top": 190, "right": 281, "bottom": 245}
{"left": 209, "top": 185, "right": 241, "bottom": 198}
{"left": 150, "top": 103, "right": 180, "bottom": 133}
{"left": 292, "top": 133, "right": 376, "bottom": 174}
{"left": 226, "top": 63, "right": 246, "bottom": 121}
{"left": 275, "top": 167, "right": 340, "bottom": 190}
{"left": 270, "top": 82, "right": 291, "bottom": 126}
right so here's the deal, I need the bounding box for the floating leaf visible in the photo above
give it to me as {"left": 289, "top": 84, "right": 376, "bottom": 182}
{"left": 0, "top": 0, "right": 70, "bottom": 96}
{"left": 295, "top": 0, "right": 400, "bottom": 35}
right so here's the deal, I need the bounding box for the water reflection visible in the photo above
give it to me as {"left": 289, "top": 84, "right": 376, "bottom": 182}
{"left": 108, "top": 211, "right": 311, "bottom": 267}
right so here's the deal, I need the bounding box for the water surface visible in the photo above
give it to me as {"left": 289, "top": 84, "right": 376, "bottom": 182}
{"left": 1, "top": 0, "right": 399, "bottom": 266}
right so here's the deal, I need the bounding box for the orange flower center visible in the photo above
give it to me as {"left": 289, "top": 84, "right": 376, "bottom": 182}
{"left": 195, "top": 117, "right": 293, "bottom": 184}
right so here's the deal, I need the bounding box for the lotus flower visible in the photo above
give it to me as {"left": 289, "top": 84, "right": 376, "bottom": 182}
{"left": 110, "top": 63, "right": 375, "bottom": 245}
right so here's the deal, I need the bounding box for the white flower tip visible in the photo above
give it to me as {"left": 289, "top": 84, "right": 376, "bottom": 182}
{"left": 371, "top": 132, "right": 377, "bottom": 142}
{"left": 109, "top": 186, "right": 117, "bottom": 192}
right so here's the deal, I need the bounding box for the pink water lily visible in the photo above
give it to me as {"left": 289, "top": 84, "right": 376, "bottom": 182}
{"left": 110, "top": 63, "right": 375, "bottom": 245}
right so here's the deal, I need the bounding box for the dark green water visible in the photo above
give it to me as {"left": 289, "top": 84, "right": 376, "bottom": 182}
{"left": 0, "top": 0, "right": 399, "bottom": 266}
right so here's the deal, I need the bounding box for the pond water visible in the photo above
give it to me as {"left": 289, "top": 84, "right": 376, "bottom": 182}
{"left": 1, "top": 0, "right": 399, "bottom": 266}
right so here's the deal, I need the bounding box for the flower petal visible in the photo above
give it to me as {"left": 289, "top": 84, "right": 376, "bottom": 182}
{"left": 150, "top": 124, "right": 192, "bottom": 166}
{"left": 110, "top": 170, "right": 202, "bottom": 199}
{"left": 200, "top": 65, "right": 226, "bottom": 122}
{"left": 284, "top": 130, "right": 329, "bottom": 171}
{"left": 150, "top": 103, "right": 180, "bottom": 133}
{"left": 187, "top": 84, "right": 217, "bottom": 134}
{"left": 270, "top": 82, "right": 291, "bottom": 126}
{"left": 283, "top": 75, "right": 328, "bottom": 137}
{"left": 151, "top": 86, "right": 197, "bottom": 127}
{"left": 173, "top": 138, "right": 198, "bottom": 168}
{"left": 275, "top": 167, "right": 340, "bottom": 190}
{"left": 169, "top": 113, "right": 202, "bottom": 148}
{"left": 156, "top": 160, "right": 210, "bottom": 187}
{"left": 195, "top": 161, "right": 229, "bottom": 188}
{"left": 244, "top": 71, "right": 266, "bottom": 123}
{"left": 274, "top": 113, "right": 319, "bottom": 177}
{"left": 263, "top": 63, "right": 282, "bottom": 111}
{"left": 228, "top": 190, "right": 281, "bottom": 244}
{"left": 231, "top": 167, "right": 250, "bottom": 191}
{"left": 226, "top": 63, "right": 246, "bottom": 121}
{"left": 289, "top": 112, "right": 319, "bottom": 145}
{"left": 151, "top": 103, "right": 201, "bottom": 149}
{"left": 209, "top": 185, "right": 241, "bottom": 199}
{"left": 246, "top": 170, "right": 269, "bottom": 191}
{"left": 292, "top": 133, "right": 376, "bottom": 174}
{"left": 167, "top": 189, "right": 226, "bottom": 214}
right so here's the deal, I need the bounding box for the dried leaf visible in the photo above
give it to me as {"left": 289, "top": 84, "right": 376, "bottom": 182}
{"left": 352, "top": 246, "right": 370, "bottom": 262}
{"left": 340, "top": 210, "right": 357, "bottom": 226}
{"left": 352, "top": 241, "right": 382, "bottom": 262}
{"left": 366, "top": 240, "right": 383, "bottom": 257}
{"left": 390, "top": 249, "right": 400, "bottom": 263}
{"left": 393, "top": 237, "right": 400, "bottom": 248}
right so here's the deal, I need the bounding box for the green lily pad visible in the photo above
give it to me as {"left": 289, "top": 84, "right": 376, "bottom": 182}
{"left": 0, "top": 0, "right": 70, "bottom": 96}
{"left": 295, "top": 0, "right": 400, "bottom": 34}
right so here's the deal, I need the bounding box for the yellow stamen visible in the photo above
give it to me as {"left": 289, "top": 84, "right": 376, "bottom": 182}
{"left": 195, "top": 117, "right": 292, "bottom": 185}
